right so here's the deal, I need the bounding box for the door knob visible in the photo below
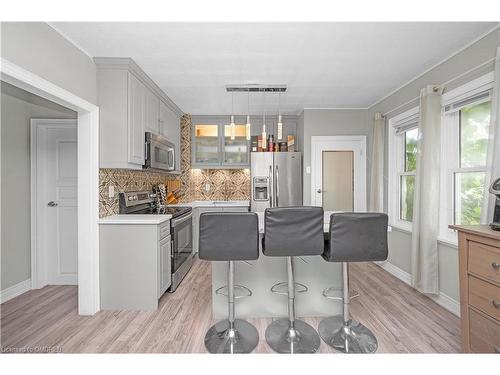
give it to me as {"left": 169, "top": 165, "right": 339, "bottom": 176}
{"left": 47, "top": 201, "right": 58, "bottom": 207}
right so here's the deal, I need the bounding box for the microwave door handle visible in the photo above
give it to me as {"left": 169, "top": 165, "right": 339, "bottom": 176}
{"left": 169, "top": 149, "right": 175, "bottom": 170}
{"left": 145, "top": 142, "right": 150, "bottom": 160}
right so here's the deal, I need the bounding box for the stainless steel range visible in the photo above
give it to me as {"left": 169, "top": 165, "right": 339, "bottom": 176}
{"left": 119, "top": 190, "right": 193, "bottom": 292}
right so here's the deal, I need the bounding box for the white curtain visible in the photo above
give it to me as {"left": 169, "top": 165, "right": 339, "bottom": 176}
{"left": 369, "top": 112, "right": 385, "bottom": 212}
{"left": 482, "top": 47, "right": 500, "bottom": 223}
{"left": 411, "top": 85, "right": 443, "bottom": 294}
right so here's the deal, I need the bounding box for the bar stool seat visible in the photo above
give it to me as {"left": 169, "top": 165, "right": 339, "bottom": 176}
{"left": 319, "top": 212, "right": 388, "bottom": 354}
{"left": 262, "top": 206, "right": 324, "bottom": 354}
{"left": 199, "top": 212, "right": 260, "bottom": 354}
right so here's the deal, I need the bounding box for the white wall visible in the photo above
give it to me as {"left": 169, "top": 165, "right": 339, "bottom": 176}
{"left": 1, "top": 22, "right": 97, "bottom": 104}
{"left": 1, "top": 82, "right": 76, "bottom": 291}
{"left": 369, "top": 27, "right": 500, "bottom": 306}
{"left": 299, "top": 109, "right": 370, "bottom": 205}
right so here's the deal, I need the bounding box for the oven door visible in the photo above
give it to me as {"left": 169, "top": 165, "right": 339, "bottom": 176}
{"left": 171, "top": 213, "right": 193, "bottom": 274}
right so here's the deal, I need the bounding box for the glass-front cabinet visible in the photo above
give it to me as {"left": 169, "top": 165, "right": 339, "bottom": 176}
{"left": 192, "top": 122, "right": 249, "bottom": 168}
{"left": 193, "top": 124, "right": 220, "bottom": 166}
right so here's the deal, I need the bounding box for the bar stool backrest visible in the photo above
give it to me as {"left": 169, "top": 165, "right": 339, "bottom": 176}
{"left": 263, "top": 206, "right": 324, "bottom": 257}
{"left": 199, "top": 212, "right": 259, "bottom": 261}
{"left": 324, "top": 212, "right": 388, "bottom": 263}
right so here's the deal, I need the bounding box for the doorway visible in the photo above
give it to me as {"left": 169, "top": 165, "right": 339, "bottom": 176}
{"left": 1, "top": 59, "right": 100, "bottom": 315}
{"left": 31, "top": 119, "right": 78, "bottom": 287}
{"left": 311, "top": 136, "right": 366, "bottom": 211}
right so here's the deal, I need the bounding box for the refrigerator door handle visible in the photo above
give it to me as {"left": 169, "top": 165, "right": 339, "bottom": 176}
{"left": 269, "top": 165, "right": 273, "bottom": 208}
{"left": 275, "top": 165, "right": 279, "bottom": 207}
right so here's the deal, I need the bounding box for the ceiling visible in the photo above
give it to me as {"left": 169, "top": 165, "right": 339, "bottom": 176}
{"left": 52, "top": 22, "right": 498, "bottom": 115}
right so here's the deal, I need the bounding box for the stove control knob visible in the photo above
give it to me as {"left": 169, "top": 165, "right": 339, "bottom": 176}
{"left": 128, "top": 196, "right": 134, "bottom": 201}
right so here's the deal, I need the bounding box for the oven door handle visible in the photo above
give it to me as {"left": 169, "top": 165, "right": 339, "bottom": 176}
{"left": 171, "top": 213, "right": 192, "bottom": 228}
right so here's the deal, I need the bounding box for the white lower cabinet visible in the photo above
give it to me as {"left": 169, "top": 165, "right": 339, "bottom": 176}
{"left": 158, "top": 235, "right": 172, "bottom": 298}
{"left": 99, "top": 220, "right": 171, "bottom": 310}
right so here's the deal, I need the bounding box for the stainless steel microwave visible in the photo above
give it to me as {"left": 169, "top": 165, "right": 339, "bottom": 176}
{"left": 144, "top": 132, "right": 175, "bottom": 172}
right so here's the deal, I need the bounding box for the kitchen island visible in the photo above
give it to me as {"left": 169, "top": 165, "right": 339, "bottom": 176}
{"left": 211, "top": 211, "right": 342, "bottom": 319}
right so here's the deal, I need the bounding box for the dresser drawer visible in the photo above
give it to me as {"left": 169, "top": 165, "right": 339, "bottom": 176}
{"left": 468, "top": 241, "right": 500, "bottom": 284}
{"left": 469, "top": 308, "right": 500, "bottom": 353}
{"left": 469, "top": 276, "right": 500, "bottom": 321}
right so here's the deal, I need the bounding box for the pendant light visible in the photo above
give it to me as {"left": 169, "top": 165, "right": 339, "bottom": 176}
{"left": 262, "top": 91, "right": 267, "bottom": 150}
{"left": 277, "top": 91, "right": 283, "bottom": 141}
{"left": 246, "top": 88, "right": 251, "bottom": 140}
{"left": 230, "top": 91, "right": 236, "bottom": 140}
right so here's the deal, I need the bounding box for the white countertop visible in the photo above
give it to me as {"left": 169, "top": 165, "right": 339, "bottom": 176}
{"left": 168, "top": 200, "right": 250, "bottom": 208}
{"left": 98, "top": 214, "right": 172, "bottom": 225}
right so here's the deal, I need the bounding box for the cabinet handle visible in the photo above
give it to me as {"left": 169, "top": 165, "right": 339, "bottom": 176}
{"left": 495, "top": 346, "right": 500, "bottom": 354}
{"left": 492, "top": 262, "right": 500, "bottom": 270}
{"left": 493, "top": 300, "right": 500, "bottom": 308}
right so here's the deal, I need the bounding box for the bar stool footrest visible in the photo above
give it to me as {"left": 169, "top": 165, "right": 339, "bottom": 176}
{"left": 322, "top": 287, "right": 360, "bottom": 300}
{"left": 271, "top": 281, "right": 308, "bottom": 295}
{"left": 215, "top": 285, "right": 252, "bottom": 299}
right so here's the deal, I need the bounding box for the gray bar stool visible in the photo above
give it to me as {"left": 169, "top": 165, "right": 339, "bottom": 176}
{"left": 319, "top": 212, "right": 388, "bottom": 353}
{"left": 199, "top": 212, "right": 260, "bottom": 354}
{"left": 262, "top": 206, "right": 324, "bottom": 353}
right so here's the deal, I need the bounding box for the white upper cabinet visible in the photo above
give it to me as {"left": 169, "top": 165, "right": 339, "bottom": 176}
{"left": 144, "top": 88, "right": 160, "bottom": 134}
{"left": 128, "top": 73, "right": 146, "bottom": 165}
{"left": 159, "top": 100, "right": 181, "bottom": 171}
{"left": 95, "top": 58, "right": 183, "bottom": 170}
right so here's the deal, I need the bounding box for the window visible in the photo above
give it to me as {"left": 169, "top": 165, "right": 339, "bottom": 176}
{"left": 387, "top": 73, "right": 493, "bottom": 244}
{"left": 388, "top": 107, "right": 420, "bottom": 231}
{"left": 440, "top": 99, "right": 491, "bottom": 242}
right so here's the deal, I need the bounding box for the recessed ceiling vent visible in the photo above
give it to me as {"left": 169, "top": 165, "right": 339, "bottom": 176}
{"left": 226, "top": 84, "right": 287, "bottom": 92}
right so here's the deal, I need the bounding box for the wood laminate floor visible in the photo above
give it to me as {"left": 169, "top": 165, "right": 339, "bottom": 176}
{"left": 0, "top": 260, "right": 461, "bottom": 353}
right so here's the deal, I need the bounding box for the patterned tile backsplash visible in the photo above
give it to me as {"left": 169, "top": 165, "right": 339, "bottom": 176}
{"left": 99, "top": 114, "right": 250, "bottom": 217}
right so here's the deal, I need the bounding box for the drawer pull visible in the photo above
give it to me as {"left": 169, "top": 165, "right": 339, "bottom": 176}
{"left": 495, "top": 346, "right": 500, "bottom": 354}
{"left": 493, "top": 300, "right": 500, "bottom": 308}
{"left": 492, "top": 262, "right": 500, "bottom": 270}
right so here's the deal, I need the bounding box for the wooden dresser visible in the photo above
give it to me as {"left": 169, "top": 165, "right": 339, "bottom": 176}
{"left": 449, "top": 225, "right": 500, "bottom": 353}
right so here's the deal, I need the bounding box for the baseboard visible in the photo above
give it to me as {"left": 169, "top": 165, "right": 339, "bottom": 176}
{"left": 375, "top": 261, "right": 460, "bottom": 317}
{"left": 0, "top": 279, "right": 31, "bottom": 304}
{"left": 376, "top": 261, "right": 412, "bottom": 285}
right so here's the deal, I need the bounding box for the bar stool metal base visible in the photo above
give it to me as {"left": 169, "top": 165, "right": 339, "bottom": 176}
{"left": 265, "top": 318, "right": 321, "bottom": 354}
{"left": 318, "top": 316, "right": 378, "bottom": 353}
{"left": 205, "top": 319, "right": 259, "bottom": 354}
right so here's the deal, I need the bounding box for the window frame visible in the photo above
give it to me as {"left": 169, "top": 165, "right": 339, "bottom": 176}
{"left": 388, "top": 106, "right": 420, "bottom": 232}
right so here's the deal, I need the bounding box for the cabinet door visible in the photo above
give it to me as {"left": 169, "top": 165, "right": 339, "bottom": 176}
{"left": 145, "top": 89, "right": 160, "bottom": 133}
{"left": 158, "top": 235, "right": 172, "bottom": 297}
{"left": 128, "top": 73, "right": 146, "bottom": 165}
{"left": 222, "top": 124, "right": 250, "bottom": 167}
{"left": 160, "top": 101, "right": 181, "bottom": 171}
{"left": 192, "top": 124, "right": 221, "bottom": 167}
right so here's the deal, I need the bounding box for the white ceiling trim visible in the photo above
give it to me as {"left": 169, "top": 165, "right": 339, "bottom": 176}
{"left": 368, "top": 23, "right": 500, "bottom": 110}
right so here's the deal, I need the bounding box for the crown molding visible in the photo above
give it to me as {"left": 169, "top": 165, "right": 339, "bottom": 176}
{"left": 94, "top": 57, "right": 184, "bottom": 117}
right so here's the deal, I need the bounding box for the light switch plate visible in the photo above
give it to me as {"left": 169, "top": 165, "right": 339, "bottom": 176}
{"left": 108, "top": 185, "right": 115, "bottom": 198}
{"left": 306, "top": 166, "right": 311, "bottom": 174}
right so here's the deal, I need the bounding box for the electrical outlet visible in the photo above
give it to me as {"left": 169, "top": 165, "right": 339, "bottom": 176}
{"left": 108, "top": 185, "right": 115, "bottom": 198}
{"left": 205, "top": 183, "right": 211, "bottom": 192}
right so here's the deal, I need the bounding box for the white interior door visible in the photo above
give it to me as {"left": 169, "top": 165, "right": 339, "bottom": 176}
{"left": 311, "top": 136, "right": 367, "bottom": 211}
{"left": 33, "top": 119, "right": 78, "bottom": 286}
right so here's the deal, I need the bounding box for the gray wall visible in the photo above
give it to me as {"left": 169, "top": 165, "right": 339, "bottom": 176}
{"left": 300, "top": 109, "right": 370, "bottom": 205}
{"left": 368, "top": 27, "right": 500, "bottom": 303}
{"left": 1, "top": 22, "right": 97, "bottom": 104}
{"left": 1, "top": 82, "right": 76, "bottom": 291}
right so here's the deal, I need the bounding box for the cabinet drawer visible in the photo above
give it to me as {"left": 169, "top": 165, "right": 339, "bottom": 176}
{"left": 159, "top": 221, "right": 171, "bottom": 241}
{"left": 468, "top": 241, "right": 500, "bottom": 284}
{"left": 469, "top": 276, "right": 500, "bottom": 321}
{"left": 469, "top": 308, "right": 500, "bottom": 353}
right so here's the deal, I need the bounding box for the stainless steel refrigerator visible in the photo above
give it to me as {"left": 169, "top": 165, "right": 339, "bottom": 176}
{"left": 250, "top": 152, "right": 302, "bottom": 212}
